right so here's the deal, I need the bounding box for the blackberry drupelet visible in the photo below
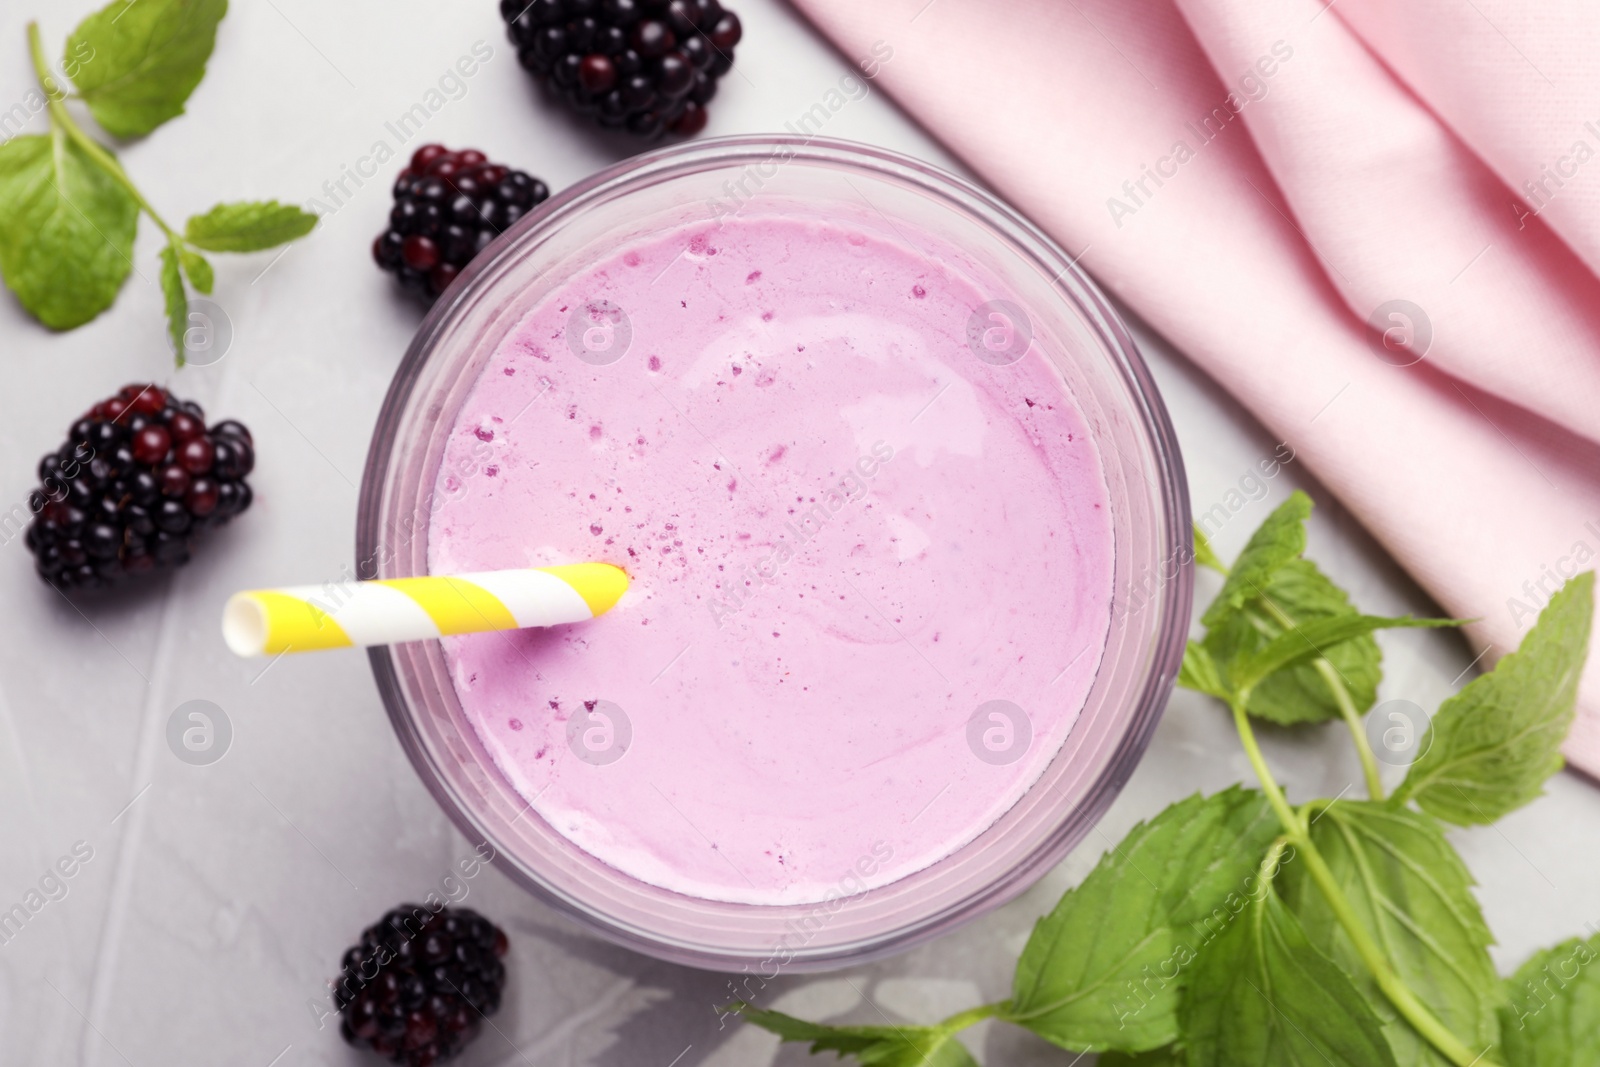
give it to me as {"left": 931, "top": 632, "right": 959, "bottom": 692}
{"left": 374, "top": 145, "right": 551, "bottom": 300}
{"left": 500, "top": 0, "right": 743, "bottom": 137}
{"left": 25, "top": 384, "right": 254, "bottom": 593}
{"left": 334, "top": 905, "right": 509, "bottom": 1067}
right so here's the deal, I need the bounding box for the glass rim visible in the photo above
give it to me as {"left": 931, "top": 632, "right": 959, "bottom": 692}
{"left": 356, "top": 134, "right": 1193, "bottom": 970}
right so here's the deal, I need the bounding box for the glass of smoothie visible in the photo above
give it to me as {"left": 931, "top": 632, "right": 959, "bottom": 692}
{"left": 358, "top": 137, "right": 1191, "bottom": 971}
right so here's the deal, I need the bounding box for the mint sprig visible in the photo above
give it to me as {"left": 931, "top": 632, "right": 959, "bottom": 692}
{"left": 1393, "top": 571, "right": 1593, "bottom": 825}
{"left": 1203, "top": 557, "right": 1385, "bottom": 726}
{"left": 1181, "top": 848, "right": 1399, "bottom": 1067}
{"left": 0, "top": 131, "right": 137, "bottom": 329}
{"left": 1283, "top": 803, "right": 1500, "bottom": 1065}
{"left": 66, "top": 0, "right": 227, "bottom": 138}
{"left": 158, "top": 240, "right": 187, "bottom": 354}
{"left": 735, "top": 493, "right": 1596, "bottom": 1067}
{"left": 2, "top": 3, "right": 316, "bottom": 362}
{"left": 1005, "top": 787, "right": 1281, "bottom": 1052}
{"left": 1201, "top": 492, "right": 1310, "bottom": 628}
{"left": 185, "top": 200, "right": 318, "bottom": 252}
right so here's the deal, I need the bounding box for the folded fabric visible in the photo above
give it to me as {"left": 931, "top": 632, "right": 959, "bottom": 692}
{"left": 789, "top": 0, "right": 1600, "bottom": 775}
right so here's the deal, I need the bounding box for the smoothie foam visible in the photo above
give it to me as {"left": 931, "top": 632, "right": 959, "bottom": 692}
{"left": 428, "top": 213, "right": 1115, "bottom": 906}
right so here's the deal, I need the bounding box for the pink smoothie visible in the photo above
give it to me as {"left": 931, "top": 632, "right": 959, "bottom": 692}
{"left": 428, "top": 213, "right": 1114, "bottom": 906}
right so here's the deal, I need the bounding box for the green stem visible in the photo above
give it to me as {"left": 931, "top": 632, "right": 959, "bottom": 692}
{"left": 1316, "top": 658, "right": 1386, "bottom": 800}
{"left": 27, "top": 21, "right": 181, "bottom": 240}
{"left": 938, "top": 1001, "right": 1005, "bottom": 1034}
{"left": 1256, "top": 835, "right": 1291, "bottom": 888}
{"left": 1230, "top": 704, "right": 1497, "bottom": 1067}
{"left": 1298, "top": 842, "right": 1494, "bottom": 1065}
{"left": 1231, "top": 699, "right": 1304, "bottom": 837}
{"left": 26, "top": 21, "right": 66, "bottom": 104}
{"left": 1255, "top": 595, "right": 1386, "bottom": 801}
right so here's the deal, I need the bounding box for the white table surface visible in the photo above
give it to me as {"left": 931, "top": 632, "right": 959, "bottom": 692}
{"left": 3, "top": 1, "right": 1598, "bottom": 1064}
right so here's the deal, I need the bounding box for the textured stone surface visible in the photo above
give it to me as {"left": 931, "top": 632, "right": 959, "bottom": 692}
{"left": 1, "top": 1, "right": 1597, "bottom": 1064}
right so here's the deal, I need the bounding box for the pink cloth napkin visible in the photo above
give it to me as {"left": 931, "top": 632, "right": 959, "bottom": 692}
{"left": 787, "top": 0, "right": 1600, "bottom": 776}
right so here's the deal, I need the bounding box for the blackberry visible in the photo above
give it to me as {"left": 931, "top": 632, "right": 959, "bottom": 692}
{"left": 374, "top": 145, "right": 551, "bottom": 301}
{"left": 24, "top": 385, "right": 254, "bottom": 593}
{"left": 500, "top": 0, "right": 742, "bottom": 137}
{"left": 333, "top": 905, "right": 509, "bottom": 1067}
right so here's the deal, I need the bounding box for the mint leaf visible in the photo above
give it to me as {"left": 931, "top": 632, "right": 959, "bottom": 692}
{"left": 1005, "top": 788, "right": 1281, "bottom": 1053}
{"left": 185, "top": 200, "right": 316, "bottom": 252}
{"left": 1205, "top": 558, "right": 1384, "bottom": 725}
{"left": 1395, "top": 572, "right": 1594, "bottom": 824}
{"left": 179, "top": 246, "right": 212, "bottom": 293}
{"left": 1229, "top": 614, "right": 1460, "bottom": 698}
{"left": 1199, "top": 612, "right": 1253, "bottom": 687}
{"left": 1181, "top": 883, "right": 1398, "bottom": 1067}
{"left": 1179, "top": 641, "right": 1229, "bottom": 700}
{"left": 159, "top": 241, "right": 187, "bottom": 359}
{"left": 734, "top": 1007, "right": 977, "bottom": 1066}
{"left": 1500, "top": 933, "right": 1600, "bottom": 1066}
{"left": 1282, "top": 802, "right": 1500, "bottom": 1066}
{"left": 66, "top": 0, "right": 228, "bottom": 139}
{"left": 1200, "top": 491, "right": 1311, "bottom": 628}
{"left": 1194, "top": 524, "right": 1226, "bottom": 575}
{"left": 1102, "top": 1049, "right": 1186, "bottom": 1066}
{"left": 0, "top": 132, "right": 137, "bottom": 329}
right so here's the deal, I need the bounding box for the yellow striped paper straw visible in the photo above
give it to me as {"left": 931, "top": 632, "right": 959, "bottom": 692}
{"left": 222, "top": 563, "right": 628, "bottom": 657}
